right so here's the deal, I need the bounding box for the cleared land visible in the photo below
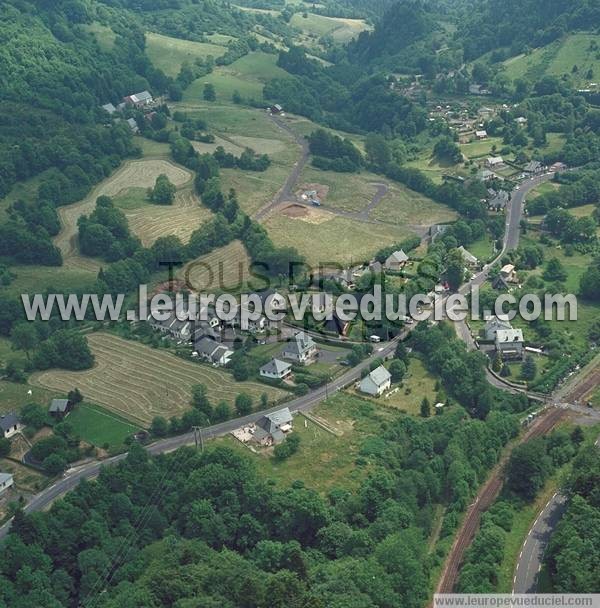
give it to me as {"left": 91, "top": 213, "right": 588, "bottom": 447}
{"left": 54, "top": 159, "right": 192, "bottom": 269}
{"left": 0, "top": 379, "right": 58, "bottom": 415}
{"left": 30, "top": 333, "right": 285, "bottom": 426}
{"left": 263, "top": 208, "right": 411, "bottom": 265}
{"left": 185, "top": 52, "right": 288, "bottom": 101}
{"left": 145, "top": 32, "right": 226, "bottom": 77}
{"left": 114, "top": 186, "right": 213, "bottom": 247}
{"left": 291, "top": 13, "right": 371, "bottom": 46}
{"left": 180, "top": 239, "right": 252, "bottom": 293}
{"left": 502, "top": 33, "right": 600, "bottom": 86}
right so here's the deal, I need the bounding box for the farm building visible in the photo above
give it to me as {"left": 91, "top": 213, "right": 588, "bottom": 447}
{"left": 360, "top": 366, "right": 392, "bottom": 397}
{"left": 126, "top": 118, "right": 139, "bottom": 133}
{"left": 475, "top": 130, "right": 488, "bottom": 139}
{"left": 49, "top": 398, "right": 72, "bottom": 419}
{"left": 101, "top": 103, "right": 116, "bottom": 115}
{"left": 270, "top": 104, "right": 283, "bottom": 114}
{"left": 123, "top": 90, "right": 153, "bottom": 107}
{"left": 252, "top": 408, "right": 293, "bottom": 446}
{"left": 260, "top": 358, "right": 292, "bottom": 381}
{"left": 0, "top": 413, "right": 22, "bottom": 439}
{"left": 282, "top": 331, "right": 318, "bottom": 365}
{"left": 0, "top": 473, "right": 13, "bottom": 497}
{"left": 495, "top": 328, "right": 524, "bottom": 359}
{"left": 384, "top": 250, "right": 409, "bottom": 271}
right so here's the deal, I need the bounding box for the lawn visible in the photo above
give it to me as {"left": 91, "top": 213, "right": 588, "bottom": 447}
{"left": 67, "top": 402, "right": 140, "bottom": 449}
{"left": 354, "top": 357, "right": 441, "bottom": 416}
{"left": 1, "top": 265, "right": 97, "bottom": 299}
{"left": 263, "top": 210, "right": 412, "bottom": 266}
{"left": 29, "top": 333, "right": 286, "bottom": 426}
{"left": 217, "top": 392, "right": 396, "bottom": 493}
{"left": 291, "top": 13, "right": 371, "bottom": 46}
{"left": 145, "top": 32, "right": 227, "bottom": 77}
{"left": 468, "top": 235, "right": 496, "bottom": 263}
{"left": 460, "top": 136, "right": 504, "bottom": 160}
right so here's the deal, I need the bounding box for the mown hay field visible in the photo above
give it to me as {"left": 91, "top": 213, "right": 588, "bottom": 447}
{"left": 30, "top": 333, "right": 285, "bottom": 426}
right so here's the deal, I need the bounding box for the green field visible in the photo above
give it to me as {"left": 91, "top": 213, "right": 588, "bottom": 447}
{"left": 503, "top": 33, "right": 600, "bottom": 87}
{"left": 0, "top": 380, "right": 59, "bottom": 415}
{"left": 83, "top": 22, "right": 116, "bottom": 51}
{"left": 145, "top": 32, "right": 227, "bottom": 77}
{"left": 184, "top": 52, "right": 287, "bottom": 101}
{"left": 67, "top": 403, "right": 140, "bottom": 449}
{"left": 460, "top": 136, "right": 504, "bottom": 160}
{"left": 291, "top": 13, "right": 371, "bottom": 46}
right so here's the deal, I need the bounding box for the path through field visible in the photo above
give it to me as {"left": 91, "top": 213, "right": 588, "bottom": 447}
{"left": 54, "top": 159, "right": 192, "bottom": 270}
{"left": 30, "top": 333, "right": 285, "bottom": 425}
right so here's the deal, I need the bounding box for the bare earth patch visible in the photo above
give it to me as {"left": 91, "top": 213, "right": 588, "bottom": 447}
{"left": 280, "top": 204, "right": 333, "bottom": 225}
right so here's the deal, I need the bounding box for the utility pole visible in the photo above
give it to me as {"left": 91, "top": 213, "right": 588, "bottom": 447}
{"left": 192, "top": 426, "right": 203, "bottom": 452}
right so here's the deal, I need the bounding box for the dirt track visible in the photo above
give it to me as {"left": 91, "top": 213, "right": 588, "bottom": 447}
{"left": 435, "top": 406, "right": 569, "bottom": 594}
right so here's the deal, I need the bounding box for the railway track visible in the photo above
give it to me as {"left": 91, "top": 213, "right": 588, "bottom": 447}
{"left": 435, "top": 406, "right": 568, "bottom": 594}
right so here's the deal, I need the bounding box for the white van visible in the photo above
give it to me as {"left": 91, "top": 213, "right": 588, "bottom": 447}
{"left": 369, "top": 335, "right": 381, "bottom": 343}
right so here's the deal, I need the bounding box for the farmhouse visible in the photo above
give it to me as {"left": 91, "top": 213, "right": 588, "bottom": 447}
{"left": 495, "top": 328, "right": 524, "bottom": 359}
{"left": 123, "top": 90, "right": 153, "bottom": 107}
{"left": 0, "top": 473, "right": 13, "bottom": 497}
{"left": 260, "top": 358, "right": 292, "bottom": 381}
{"left": 385, "top": 249, "right": 409, "bottom": 271}
{"left": 252, "top": 408, "right": 293, "bottom": 446}
{"left": 475, "top": 130, "right": 488, "bottom": 139}
{"left": 457, "top": 246, "right": 479, "bottom": 269}
{"left": 486, "top": 156, "right": 504, "bottom": 168}
{"left": 49, "top": 398, "right": 72, "bottom": 419}
{"left": 484, "top": 315, "right": 513, "bottom": 340}
{"left": 194, "top": 337, "right": 233, "bottom": 367}
{"left": 359, "top": 365, "right": 392, "bottom": 397}
{"left": 283, "top": 331, "right": 318, "bottom": 365}
{"left": 0, "top": 413, "right": 22, "bottom": 439}
{"left": 270, "top": 104, "right": 283, "bottom": 114}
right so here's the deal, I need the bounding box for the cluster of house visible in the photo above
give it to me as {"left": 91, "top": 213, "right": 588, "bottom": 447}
{"left": 233, "top": 406, "right": 293, "bottom": 447}
{"left": 0, "top": 413, "right": 22, "bottom": 498}
{"left": 484, "top": 315, "right": 524, "bottom": 360}
{"left": 147, "top": 290, "right": 287, "bottom": 367}
{"left": 259, "top": 331, "right": 318, "bottom": 381}
{"left": 101, "top": 90, "right": 155, "bottom": 133}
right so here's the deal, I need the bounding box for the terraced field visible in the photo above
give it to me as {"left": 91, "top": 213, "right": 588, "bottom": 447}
{"left": 54, "top": 159, "right": 192, "bottom": 270}
{"left": 180, "top": 240, "right": 252, "bottom": 293}
{"left": 30, "top": 333, "right": 284, "bottom": 426}
{"left": 116, "top": 187, "right": 213, "bottom": 247}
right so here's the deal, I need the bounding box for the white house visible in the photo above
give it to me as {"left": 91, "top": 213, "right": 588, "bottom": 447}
{"left": 475, "top": 130, "right": 488, "bottom": 140}
{"left": 0, "top": 473, "right": 14, "bottom": 497}
{"left": 385, "top": 250, "right": 409, "bottom": 271}
{"left": 282, "top": 332, "right": 318, "bottom": 364}
{"left": 359, "top": 366, "right": 392, "bottom": 397}
{"left": 500, "top": 264, "right": 517, "bottom": 283}
{"left": 0, "top": 413, "right": 22, "bottom": 439}
{"left": 260, "top": 358, "right": 292, "bottom": 381}
{"left": 484, "top": 315, "right": 513, "bottom": 341}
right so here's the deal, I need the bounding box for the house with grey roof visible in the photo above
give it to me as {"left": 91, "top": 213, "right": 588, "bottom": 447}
{"left": 385, "top": 250, "right": 409, "bottom": 271}
{"left": 0, "top": 473, "right": 13, "bottom": 497}
{"left": 124, "top": 90, "right": 153, "bottom": 107}
{"left": 484, "top": 315, "right": 513, "bottom": 341}
{"left": 260, "top": 358, "right": 292, "bottom": 381}
{"left": 495, "top": 328, "right": 524, "bottom": 359}
{"left": 282, "top": 331, "right": 317, "bottom": 365}
{"left": 487, "top": 189, "right": 510, "bottom": 211}
{"left": 101, "top": 103, "right": 116, "bottom": 115}
{"left": 126, "top": 118, "right": 139, "bottom": 133}
{"left": 0, "top": 413, "right": 22, "bottom": 439}
{"left": 457, "top": 246, "right": 479, "bottom": 269}
{"left": 49, "top": 398, "right": 71, "bottom": 419}
{"left": 194, "top": 337, "right": 233, "bottom": 367}
{"left": 252, "top": 408, "right": 293, "bottom": 446}
{"left": 359, "top": 365, "right": 392, "bottom": 396}
{"left": 524, "top": 160, "right": 544, "bottom": 175}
